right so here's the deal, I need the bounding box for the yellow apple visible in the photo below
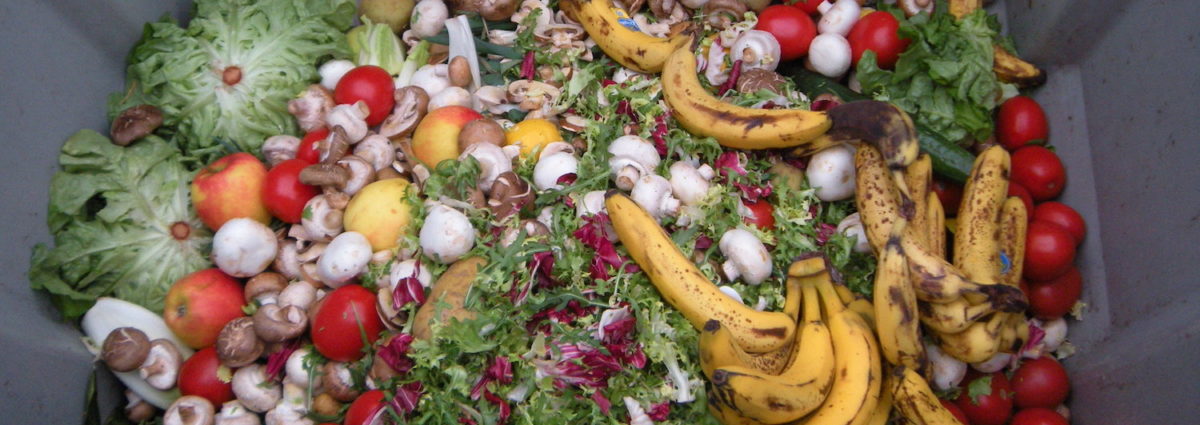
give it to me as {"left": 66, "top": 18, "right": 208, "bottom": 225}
{"left": 343, "top": 178, "right": 415, "bottom": 251}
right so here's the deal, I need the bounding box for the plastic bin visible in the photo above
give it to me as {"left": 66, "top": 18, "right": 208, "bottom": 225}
{"left": 1, "top": 0, "right": 1196, "bottom": 423}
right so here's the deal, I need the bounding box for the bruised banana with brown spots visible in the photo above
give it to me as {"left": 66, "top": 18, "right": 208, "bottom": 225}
{"left": 994, "top": 46, "right": 1047, "bottom": 88}
{"left": 890, "top": 366, "right": 967, "bottom": 425}
{"left": 661, "top": 48, "right": 834, "bottom": 151}
{"left": 854, "top": 145, "right": 903, "bottom": 255}
{"left": 954, "top": 146, "right": 1011, "bottom": 285}
{"left": 699, "top": 319, "right": 795, "bottom": 378}
{"left": 919, "top": 297, "right": 1007, "bottom": 334}
{"left": 605, "top": 193, "right": 796, "bottom": 353}
{"left": 936, "top": 312, "right": 1007, "bottom": 363}
{"left": 873, "top": 237, "right": 926, "bottom": 372}
{"left": 559, "top": 0, "right": 694, "bottom": 73}
{"left": 901, "top": 230, "right": 1027, "bottom": 309}
{"left": 710, "top": 280, "right": 835, "bottom": 424}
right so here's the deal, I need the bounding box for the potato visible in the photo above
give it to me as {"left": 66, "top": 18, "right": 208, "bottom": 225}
{"left": 412, "top": 256, "right": 486, "bottom": 340}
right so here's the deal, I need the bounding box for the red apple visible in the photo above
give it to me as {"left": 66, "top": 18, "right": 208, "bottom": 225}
{"left": 163, "top": 268, "right": 246, "bottom": 349}
{"left": 410, "top": 105, "right": 483, "bottom": 168}
{"left": 191, "top": 152, "right": 272, "bottom": 231}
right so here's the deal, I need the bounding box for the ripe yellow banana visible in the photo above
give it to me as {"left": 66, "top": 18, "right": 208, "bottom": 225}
{"left": 904, "top": 154, "right": 933, "bottom": 252}
{"left": 919, "top": 298, "right": 1006, "bottom": 335}
{"left": 847, "top": 298, "right": 877, "bottom": 330}
{"left": 890, "top": 366, "right": 966, "bottom": 425}
{"left": 996, "top": 196, "right": 1028, "bottom": 288}
{"left": 954, "top": 146, "right": 1011, "bottom": 284}
{"left": 927, "top": 191, "right": 947, "bottom": 259}
{"left": 661, "top": 48, "right": 834, "bottom": 151}
{"left": 854, "top": 145, "right": 903, "bottom": 254}
{"left": 699, "top": 320, "right": 794, "bottom": 378}
{"left": 559, "top": 0, "right": 694, "bottom": 73}
{"left": 874, "top": 237, "right": 926, "bottom": 371}
{"left": 800, "top": 270, "right": 882, "bottom": 425}
{"left": 936, "top": 313, "right": 1006, "bottom": 363}
{"left": 709, "top": 280, "right": 835, "bottom": 424}
{"left": 994, "top": 46, "right": 1047, "bottom": 88}
{"left": 606, "top": 193, "right": 796, "bottom": 352}
{"left": 866, "top": 375, "right": 894, "bottom": 425}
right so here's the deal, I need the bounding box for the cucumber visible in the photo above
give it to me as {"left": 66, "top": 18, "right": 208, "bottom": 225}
{"left": 781, "top": 66, "right": 975, "bottom": 183}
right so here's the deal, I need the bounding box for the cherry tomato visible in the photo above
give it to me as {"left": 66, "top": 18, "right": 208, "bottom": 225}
{"left": 297, "top": 127, "right": 330, "bottom": 164}
{"left": 178, "top": 347, "right": 234, "bottom": 406}
{"left": 334, "top": 65, "right": 395, "bottom": 127}
{"left": 847, "top": 11, "right": 911, "bottom": 70}
{"left": 1027, "top": 267, "right": 1082, "bottom": 320}
{"left": 756, "top": 5, "right": 818, "bottom": 61}
{"left": 996, "top": 96, "right": 1049, "bottom": 151}
{"left": 955, "top": 372, "right": 1014, "bottom": 425}
{"left": 311, "top": 285, "right": 384, "bottom": 362}
{"left": 1010, "top": 407, "right": 1069, "bottom": 425}
{"left": 1011, "top": 146, "right": 1066, "bottom": 201}
{"left": 344, "top": 390, "right": 387, "bottom": 425}
{"left": 263, "top": 159, "right": 321, "bottom": 223}
{"left": 741, "top": 198, "right": 776, "bottom": 230}
{"left": 792, "top": 0, "right": 826, "bottom": 15}
{"left": 940, "top": 399, "right": 971, "bottom": 425}
{"left": 1012, "top": 356, "right": 1071, "bottom": 409}
{"left": 1007, "top": 183, "right": 1034, "bottom": 220}
{"left": 1033, "top": 202, "right": 1086, "bottom": 246}
{"left": 932, "top": 178, "right": 964, "bottom": 216}
{"left": 1023, "top": 220, "right": 1076, "bottom": 281}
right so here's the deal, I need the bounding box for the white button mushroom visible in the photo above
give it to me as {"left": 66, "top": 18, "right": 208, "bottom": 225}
{"left": 925, "top": 342, "right": 967, "bottom": 391}
{"left": 719, "top": 228, "right": 773, "bottom": 285}
{"left": 806, "top": 144, "right": 857, "bottom": 201}
{"left": 232, "top": 364, "right": 281, "bottom": 413}
{"left": 971, "top": 352, "right": 1015, "bottom": 374}
{"left": 576, "top": 190, "right": 608, "bottom": 217}
{"left": 277, "top": 281, "right": 317, "bottom": 311}
{"left": 316, "top": 232, "right": 373, "bottom": 288}
{"left": 419, "top": 204, "right": 477, "bottom": 264}
{"left": 817, "top": 0, "right": 862, "bottom": 36}
{"left": 1039, "top": 317, "right": 1069, "bottom": 353}
{"left": 731, "top": 30, "right": 783, "bottom": 72}
{"left": 427, "top": 86, "right": 473, "bottom": 110}
{"left": 410, "top": 0, "right": 450, "bottom": 38}
{"left": 284, "top": 347, "right": 322, "bottom": 388}
{"left": 139, "top": 339, "right": 183, "bottom": 391}
{"left": 461, "top": 142, "right": 513, "bottom": 192}
{"left": 608, "top": 135, "right": 660, "bottom": 191}
{"left": 164, "top": 395, "right": 215, "bottom": 425}
{"left": 836, "top": 212, "right": 873, "bottom": 254}
{"left": 807, "top": 33, "right": 853, "bottom": 79}
{"left": 410, "top": 64, "right": 451, "bottom": 98}
{"left": 630, "top": 175, "right": 680, "bottom": 220}
{"left": 668, "top": 162, "right": 713, "bottom": 206}
{"left": 215, "top": 400, "right": 260, "bottom": 425}
{"left": 212, "top": 218, "right": 279, "bottom": 278}
{"left": 324, "top": 102, "right": 370, "bottom": 144}
{"left": 532, "top": 151, "right": 579, "bottom": 191}
{"left": 318, "top": 59, "right": 356, "bottom": 91}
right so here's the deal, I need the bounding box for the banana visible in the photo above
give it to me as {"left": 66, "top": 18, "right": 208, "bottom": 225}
{"left": 606, "top": 193, "right": 796, "bottom": 352}
{"left": 661, "top": 48, "right": 834, "bottom": 151}
{"left": 847, "top": 298, "right": 877, "bottom": 330}
{"left": 996, "top": 312, "right": 1029, "bottom": 354}
{"left": 936, "top": 313, "right": 1006, "bottom": 363}
{"left": 827, "top": 101, "right": 921, "bottom": 173}
{"left": 918, "top": 298, "right": 1004, "bottom": 335}
{"left": 996, "top": 196, "right": 1028, "bottom": 288}
{"left": 559, "top": 0, "right": 694, "bottom": 73}
{"left": 953, "top": 146, "right": 1011, "bottom": 283}
{"left": 927, "top": 191, "right": 947, "bottom": 259}
{"left": 948, "top": 0, "right": 982, "bottom": 19}
{"left": 873, "top": 237, "right": 926, "bottom": 371}
{"left": 710, "top": 280, "right": 835, "bottom": 424}
{"left": 994, "top": 46, "right": 1047, "bottom": 88}
{"left": 890, "top": 366, "right": 966, "bottom": 425}
{"left": 699, "top": 320, "right": 795, "bottom": 378}
{"left": 799, "top": 269, "right": 883, "bottom": 425}
{"left": 854, "top": 145, "right": 903, "bottom": 254}
{"left": 709, "top": 393, "right": 769, "bottom": 425}
{"left": 866, "top": 374, "right": 894, "bottom": 425}
{"left": 904, "top": 154, "right": 933, "bottom": 252}
{"left": 901, "top": 231, "right": 1027, "bottom": 309}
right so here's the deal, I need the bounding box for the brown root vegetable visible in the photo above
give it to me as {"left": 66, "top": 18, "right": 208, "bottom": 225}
{"left": 412, "top": 257, "right": 486, "bottom": 340}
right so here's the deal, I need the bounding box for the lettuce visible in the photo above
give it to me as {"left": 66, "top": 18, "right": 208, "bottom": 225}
{"left": 28, "top": 131, "right": 212, "bottom": 319}
{"left": 116, "top": 0, "right": 355, "bottom": 159}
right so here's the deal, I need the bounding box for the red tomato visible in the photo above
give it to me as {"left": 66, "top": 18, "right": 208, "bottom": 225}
{"left": 1033, "top": 202, "right": 1086, "bottom": 246}
{"left": 334, "top": 65, "right": 396, "bottom": 127}
{"left": 756, "top": 5, "right": 818, "bottom": 61}
{"left": 1011, "top": 146, "right": 1066, "bottom": 201}
{"left": 263, "top": 158, "right": 320, "bottom": 223}
{"left": 1012, "top": 356, "right": 1071, "bottom": 409}
{"left": 1023, "top": 220, "right": 1076, "bottom": 281}
{"left": 941, "top": 399, "right": 971, "bottom": 425}
{"left": 792, "top": 0, "right": 826, "bottom": 15}
{"left": 1010, "top": 408, "right": 1069, "bottom": 425}
{"left": 1027, "top": 267, "right": 1082, "bottom": 320}
{"left": 996, "top": 96, "right": 1049, "bottom": 151}
{"left": 344, "top": 390, "right": 387, "bottom": 425}
{"left": 1007, "top": 183, "right": 1034, "bottom": 220}
{"left": 847, "top": 11, "right": 911, "bottom": 70}
{"left": 741, "top": 198, "right": 776, "bottom": 230}
{"left": 311, "top": 285, "right": 384, "bottom": 362}
{"left": 297, "top": 127, "right": 330, "bottom": 164}
{"left": 955, "top": 372, "right": 1014, "bottom": 425}
{"left": 932, "top": 178, "right": 964, "bottom": 216}
{"left": 178, "top": 347, "right": 235, "bottom": 406}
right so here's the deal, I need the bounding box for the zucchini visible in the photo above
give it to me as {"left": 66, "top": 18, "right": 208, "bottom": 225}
{"left": 781, "top": 66, "right": 975, "bottom": 183}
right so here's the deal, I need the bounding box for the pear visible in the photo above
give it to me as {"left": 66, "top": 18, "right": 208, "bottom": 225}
{"left": 361, "top": 0, "right": 416, "bottom": 33}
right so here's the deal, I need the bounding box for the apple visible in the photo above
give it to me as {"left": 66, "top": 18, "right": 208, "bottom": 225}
{"left": 191, "top": 152, "right": 272, "bottom": 231}
{"left": 410, "top": 105, "right": 483, "bottom": 168}
{"left": 163, "top": 268, "right": 246, "bottom": 349}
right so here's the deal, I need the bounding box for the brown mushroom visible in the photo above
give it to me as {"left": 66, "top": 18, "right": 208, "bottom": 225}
{"left": 448, "top": 0, "right": 519, "bottom": 21}
{"left": 253, "top": 304, "right": 308, "bottom": 342}
{"left": 311, "top": 393, "right": 342, "bottom": 417}
{"left": 499, "top": 219, "right": 551, "bottom": 247}
{"left": 244, "top": 272, "right": 289, "bottom": 305}
{"left": 111, "top": 105, "right": 164, "bottom": 146}
{"left": 448, "top": 56, "right": 472, "bottom": 88}
{"left": 299, "top": 162, "right": 351, "bottom": 189}
{"left": 488, "top": 171, "right": 535, "bottom": 219}
{"left": 322, "top": 362, "right": 361, "bottom": 402}
{"left": 736, "top": 69, "right": 789, "bottom": 95}
{"left": 287, "top": 84, "right": 335, "bottom": 133}
{"left": 124, "top": 390, "right": 157, "bottom": 423}
{"left": 380, "top": 86, "right": 430, "bottom": 140}
{"left": 506, "top": 80, "right": 562, "bottom": 112}
{"left": 140, "top": 339, "right": 184, "bottom": 391}
{"left": 216, "top": 317, "right": 264, "bottom": 368}
{"left": 101, "top": 327, "right": 151, "bottom": 373}
{"left": 458, "top": 118, "right": 506, "bottom": 151}
{"left": 702, "top": 0, "right": 747, "bottom": 29}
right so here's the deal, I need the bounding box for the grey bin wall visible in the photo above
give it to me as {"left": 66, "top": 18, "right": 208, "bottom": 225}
{"left": 1, "top": 0, "right": 1197, "bottom": 423}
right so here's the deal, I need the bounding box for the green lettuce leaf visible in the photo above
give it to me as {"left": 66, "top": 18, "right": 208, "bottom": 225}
{"left": 116, "top": 0, "right": 355, "bottom": 159}
{"left": 29, "top": 131, "right": 212, "bottom": 319}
